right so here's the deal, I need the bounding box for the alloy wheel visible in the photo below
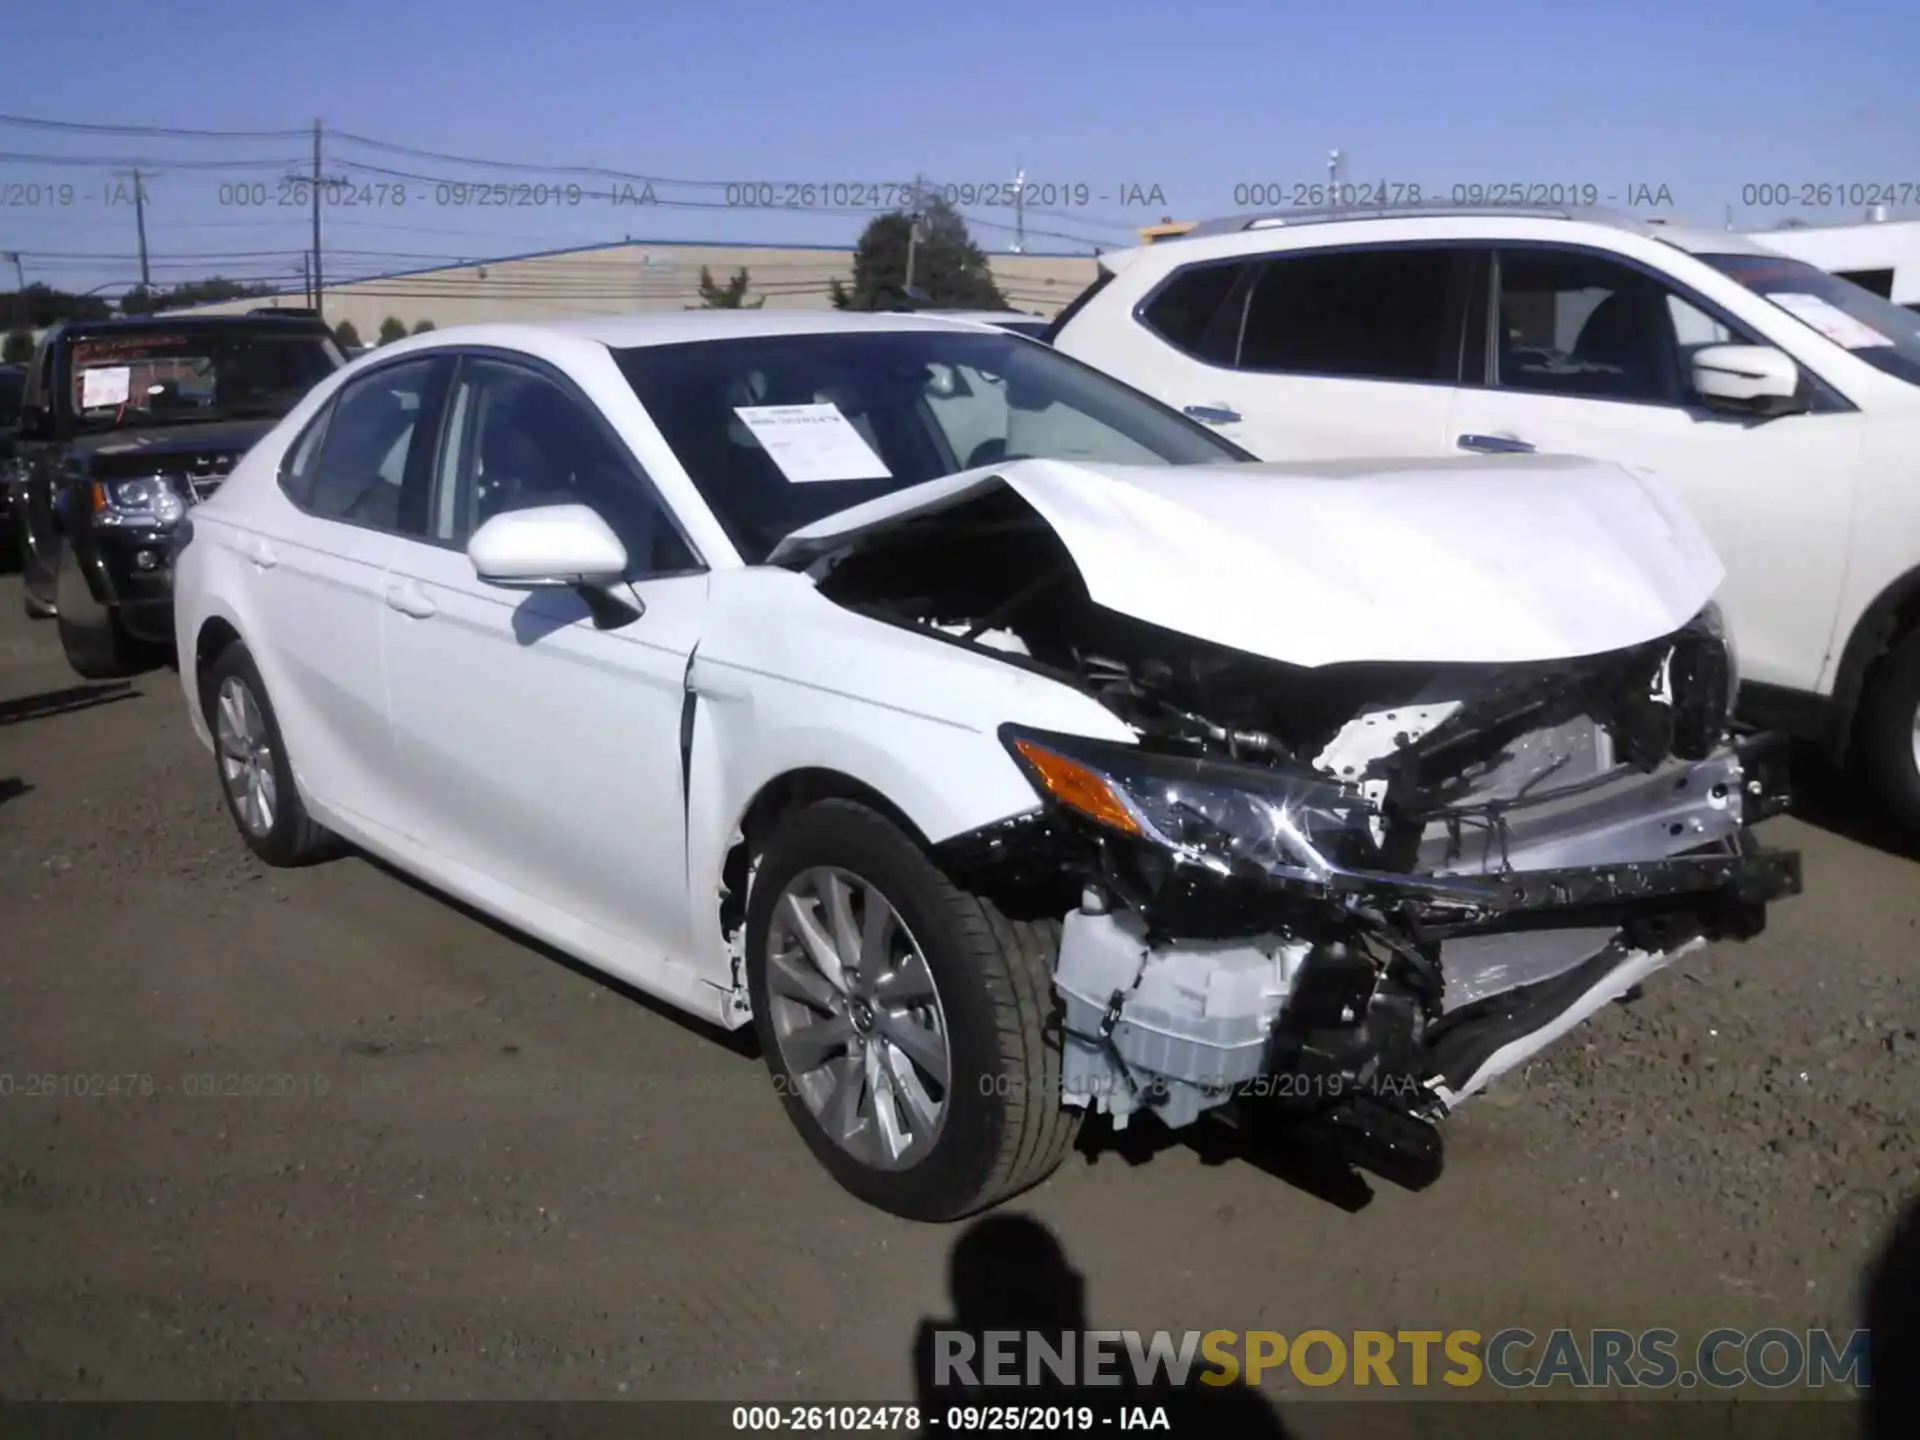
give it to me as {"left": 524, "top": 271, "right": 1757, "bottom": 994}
{"left": 214, "top": 676, "right": 277, "bottom": 837}
{"left": 764, "top": 866, "right": 951, "bottom": 1171}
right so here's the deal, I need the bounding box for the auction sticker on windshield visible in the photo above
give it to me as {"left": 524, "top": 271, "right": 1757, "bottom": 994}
{"left": 733, "top": 402, "right": 892, "bottom": 483}
{"left": 79, "top": 366, "right": 131, "bottom": 409}
{"left": 1770, "top": 293, "right": 1893, "bottom": 349}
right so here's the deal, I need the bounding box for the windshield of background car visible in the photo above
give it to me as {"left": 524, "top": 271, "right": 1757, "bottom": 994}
{"left": 613, "top": 328, "right": 1246, "bottom": 563}
{"left": 1702, "top": 253, "right": 1920, "bottom": 386}
{"left": 65, "top": 328, "right": 345, "bottom": 430}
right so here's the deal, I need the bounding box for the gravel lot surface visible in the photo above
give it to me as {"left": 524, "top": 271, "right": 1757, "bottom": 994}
{"left": 0, "top": 573, "right": 1912, "bottom": 1435}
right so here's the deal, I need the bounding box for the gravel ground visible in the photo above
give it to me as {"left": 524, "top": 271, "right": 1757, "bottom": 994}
{"left": 0, "top": 573, "right": 1912, "bottom": 1434}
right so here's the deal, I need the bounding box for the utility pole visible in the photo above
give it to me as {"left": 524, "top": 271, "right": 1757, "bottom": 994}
{"left": 1011, "top": 166, "right": 1027, "bottom": 254}
{"left": 310, "top": 120, "right": 324, "bottom": 317}
{"left": 302, "top": 252, "right": 313, "bottom": 309}
{"left": 904, "top": 175, "right": 925, "bottom": 298}
{"left": 1328, "top": 148, "right": 1342, "bottom": 206}
{"left": 285, "top": 120, "right": 346, "bottom": 319}
{"left": 132, "top": 168, "right": 151, "bottom": 288}
{"left": 4, "top": 251, "right": 23, "bottom": 291}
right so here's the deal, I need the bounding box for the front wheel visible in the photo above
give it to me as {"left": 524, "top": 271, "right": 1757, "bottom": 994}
{"left": 745, "top": 799, "right": 1078, "bottom": 1221}
{"left": 1859, "top": 626, "right": 1920, "bottom": 838}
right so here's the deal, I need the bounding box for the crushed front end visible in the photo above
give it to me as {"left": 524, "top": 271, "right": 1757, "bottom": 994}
{"left": 938, "top": 605, "right": 1800, "bottom": 1172}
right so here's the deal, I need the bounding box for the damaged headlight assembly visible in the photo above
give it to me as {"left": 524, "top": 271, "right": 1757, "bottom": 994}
{"left": 1001, "top": 725, "right": 1377, "bottom": 885}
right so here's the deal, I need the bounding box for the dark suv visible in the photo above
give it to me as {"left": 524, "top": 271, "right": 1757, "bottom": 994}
{"left": 0, "top": 363, "right": 26, "bottom": 568}
{"left": 10, "top": 312, "right": 343, "bottom": 677}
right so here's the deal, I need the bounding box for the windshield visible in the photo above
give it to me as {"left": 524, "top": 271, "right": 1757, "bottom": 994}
{"left": 66, "top": 328, "right": 345, "bottom": 430}
{"left": 1702, "top": 253, "right": 1920, "bottom": 387}
{"left": 614, "top": 328, "right": 1246, "bottom": 563}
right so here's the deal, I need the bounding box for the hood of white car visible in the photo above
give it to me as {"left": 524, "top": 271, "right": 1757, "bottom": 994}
{"left": 768, "top": 455, "right": 1725, "bottom": 669}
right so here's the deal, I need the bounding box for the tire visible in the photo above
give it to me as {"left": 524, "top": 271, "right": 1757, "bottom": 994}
{"left": 1858, "top": 626, "right": 1920, "bottom": 838}
{"left": 202, "top": 642, "right": 339, "bottom": 867}
{"left": 745, "top": 799, "right": 1079, "bottom": 1221}
{"left": 54, "top": 543, "right": 140, "bottom": 679}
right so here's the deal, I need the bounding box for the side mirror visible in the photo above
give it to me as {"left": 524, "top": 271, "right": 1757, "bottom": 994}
{"left": 1691, "top": 344, "right": 1806, "bottom": 417}
{"left": 467, "top": 503, "right": 628, "bottom": 590}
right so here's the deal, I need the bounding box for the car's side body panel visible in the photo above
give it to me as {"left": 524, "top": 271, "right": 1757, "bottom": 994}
{"left": 681, "top": 566, "right": 1138, "bottom": 1016}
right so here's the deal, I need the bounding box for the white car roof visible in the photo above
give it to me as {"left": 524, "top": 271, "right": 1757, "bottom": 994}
{"left": 913, "top": 310, "right": 1046, "bottom": 324}
{"left": 392, "top": 309, "right": 1009, "bottom": 353}
{"left": 1102, "top": 206, "right": 1780, "bottom": 273}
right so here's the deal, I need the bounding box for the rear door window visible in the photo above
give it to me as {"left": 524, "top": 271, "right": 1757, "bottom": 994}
{"left": 1235, "top": 248, "right": 1466, "bottom": 382}
{"left": 301, "top": 358, "right": 446, "bottom": 535}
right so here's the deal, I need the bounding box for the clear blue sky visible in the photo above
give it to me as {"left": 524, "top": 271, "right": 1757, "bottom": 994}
{"left": 3, "top": 0, "right": 1916, "bottom": 297}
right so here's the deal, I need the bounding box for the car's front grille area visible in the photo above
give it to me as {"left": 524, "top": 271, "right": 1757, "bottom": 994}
{"left": 162, "top": 456, "right": 236, "bottom": 506}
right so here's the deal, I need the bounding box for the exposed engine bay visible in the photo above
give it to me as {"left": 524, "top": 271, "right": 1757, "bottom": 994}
{"left": 802, "top": 484, "right": 1802, "bottom": 1180}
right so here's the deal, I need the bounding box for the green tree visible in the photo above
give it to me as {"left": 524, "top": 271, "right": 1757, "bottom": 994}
{"left": 3, "top": 328, "right": 33, "bottom": 364}
{"left": 119, "top": 277, "right": 274, "bottom": 316}
{"left": 411, "top": 318, "right": 436, "bottom": 335}
{"left": 696, "top": 265, "right": 764, "bottom": 308}
{"left": 837, "top": 194, "right": 1004, "bottom": 311}
{"left": 377, "top": 316, "right": 408, "bottom": 346}
{"left": 0, "top": 283, "right": 113, "bottom": 330}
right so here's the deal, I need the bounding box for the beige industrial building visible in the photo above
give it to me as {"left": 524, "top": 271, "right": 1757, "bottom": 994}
{"left": 169, "top": 238, "right": 1100, "bottom": 333}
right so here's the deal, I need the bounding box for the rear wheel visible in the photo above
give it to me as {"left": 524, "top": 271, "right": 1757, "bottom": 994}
{"left": 203, "top": 642, "right": 339, "bottom": 866}
{"left": 745, "top": 799, "right": 1078, "bottom": 1221}
{"left": 1859, "top": 625, "right": 1920, "bottom": 837}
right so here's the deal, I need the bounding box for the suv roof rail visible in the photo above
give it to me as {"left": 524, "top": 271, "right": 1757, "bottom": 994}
{"left": 1174, "top": 202, "right": 1638, "bottom": 240}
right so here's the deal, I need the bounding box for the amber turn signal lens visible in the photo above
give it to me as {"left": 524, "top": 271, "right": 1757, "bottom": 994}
{"left": 90, "top": 482, "right": 108, "bottom": 513}
{"left": 1012, "top": 739, "right": 1142, "bottom": 836}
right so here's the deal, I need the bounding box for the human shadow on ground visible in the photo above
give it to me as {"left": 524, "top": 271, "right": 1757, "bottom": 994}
{"left": 910, "top": 1210, "right": 1291, "bottom": 1437}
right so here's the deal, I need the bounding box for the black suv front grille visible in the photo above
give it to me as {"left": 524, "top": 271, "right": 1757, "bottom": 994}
{"left": 162, "top": 454, "right": 236, "bottom": 506}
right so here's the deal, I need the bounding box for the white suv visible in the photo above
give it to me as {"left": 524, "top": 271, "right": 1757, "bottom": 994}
{"left": 1051, "top": 206, "right": 1920, "bottom": 830}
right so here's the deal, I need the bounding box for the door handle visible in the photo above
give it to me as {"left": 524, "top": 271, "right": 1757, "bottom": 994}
{"left": 1182, "top": 403, "right": 1242, "bottom": 425}
{"left": 384, "top": 579, "right": 437, "bottom": 619}
{"left": 1457, "top": 433, "right": 1536, "bottom": 455}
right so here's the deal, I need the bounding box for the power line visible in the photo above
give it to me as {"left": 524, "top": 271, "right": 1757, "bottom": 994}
{"left": 0, "top": 113, "right": 309, "bottom": 140}
{"left": 0, "top": 151, "right": 307, "bottom": 171}
{"left": 327, "top": 129, "right": 739, "bottom": 191}
{"left": 330, "top": 157, "right": 899, "bottom": 217}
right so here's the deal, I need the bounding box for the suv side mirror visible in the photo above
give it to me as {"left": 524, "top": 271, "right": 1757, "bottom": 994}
{"left": 467, "top": 503, "right": 628, "bottom": 590}
{"left": 1691, "top": 344, "right": 1808, "bottom": 417}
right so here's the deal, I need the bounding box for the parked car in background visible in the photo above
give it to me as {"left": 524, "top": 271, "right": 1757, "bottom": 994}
{"left": 1745, "top": 217, "right": 1920, "bottom": 315}
{"left": 172, "top": 311, "right": 1797, "bottom": 1220}
{"left": 10, "top": 313, "right": 344, "bottom": 676}
{"left": 1050, "top": 203, "right": 1920, "bottom": 832}
{"left": 0, "top": 363, "right": 24, "bottom": 568}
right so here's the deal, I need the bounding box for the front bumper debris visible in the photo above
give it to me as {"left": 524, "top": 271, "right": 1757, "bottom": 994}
{"left": 1045, "top": 731, "right": 1801, "bottom": 1144}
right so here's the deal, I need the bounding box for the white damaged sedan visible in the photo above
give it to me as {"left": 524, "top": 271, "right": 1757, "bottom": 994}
{"left": 171, "top": 312, "right": 1800, "bottom": 1220}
